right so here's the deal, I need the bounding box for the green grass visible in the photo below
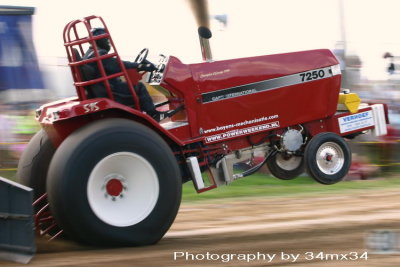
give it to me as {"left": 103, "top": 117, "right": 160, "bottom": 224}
{"left": 0, "top": 170, "right": 17, "bottom": 181}
{"left": 182, "top": 173, "right": 400, "bottom": 202}
{"left": 3, "top": 169, "right": 400, "bottom": 203}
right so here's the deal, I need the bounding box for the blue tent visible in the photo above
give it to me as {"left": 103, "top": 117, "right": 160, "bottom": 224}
{"left": 0, "top": 6, "right": 44, "bottom": 93}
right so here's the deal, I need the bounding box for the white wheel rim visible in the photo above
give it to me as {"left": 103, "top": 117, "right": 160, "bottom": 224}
{"left": 276, "top": 153, "right": 302, "bottom": 171}
{"left": 316, "top": 142, "right": 345, "bottom": 175}
{"left": 87, "top": 152, "right": 159, "bottom": 227}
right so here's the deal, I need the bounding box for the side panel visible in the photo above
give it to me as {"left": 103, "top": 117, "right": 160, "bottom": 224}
{"left": 189, "top": 50, "right": 341, "bottom": 144}
{"left": 160, "top": 50, "right": 340, "bottom": 145}
{"left": 190, "top": 49, "right": 339, "bottom": 93}
{"left": 201, "top": 78, "right": 342, "bottom": 144}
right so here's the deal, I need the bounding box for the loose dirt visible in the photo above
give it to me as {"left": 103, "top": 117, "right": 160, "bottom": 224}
{"left": 2, "top": 188, "right": 400, "bottom": 266}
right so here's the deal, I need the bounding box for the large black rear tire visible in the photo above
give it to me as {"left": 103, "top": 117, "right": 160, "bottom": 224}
{"left": 17, "top": 129, "right": 55, "bottom": 200}
{"left": 46, "top": 118, "right": 182, "bottom": 246}
{"left": 17, "top": 129, "right": 63, "bottom": 236}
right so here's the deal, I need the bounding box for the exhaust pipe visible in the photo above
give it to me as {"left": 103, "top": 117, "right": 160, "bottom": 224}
{"left": 198, "top": 26, "right": 213, "bottom": 62}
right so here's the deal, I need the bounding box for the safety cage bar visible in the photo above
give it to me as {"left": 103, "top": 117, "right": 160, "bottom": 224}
{"left": 63, "top": 15, "right": 140, "bottom": 109}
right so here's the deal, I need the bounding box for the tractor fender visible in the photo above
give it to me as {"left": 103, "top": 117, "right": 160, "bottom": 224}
{"left": 36, "top": 98, "right": 185, "bottom": 148}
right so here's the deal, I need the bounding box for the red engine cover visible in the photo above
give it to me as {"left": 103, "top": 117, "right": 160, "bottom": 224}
{"left": 162, "top": 49, "right": 341, "bottom": 144}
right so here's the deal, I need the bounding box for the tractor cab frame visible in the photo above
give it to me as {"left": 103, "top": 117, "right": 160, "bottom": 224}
{"left": 64, "top": 15, "right": 141, "bottom": 108}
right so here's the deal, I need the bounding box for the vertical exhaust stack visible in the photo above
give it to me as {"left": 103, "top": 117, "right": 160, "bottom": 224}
{"left": 198, "top": 26, "right": 213, "bottom": 62}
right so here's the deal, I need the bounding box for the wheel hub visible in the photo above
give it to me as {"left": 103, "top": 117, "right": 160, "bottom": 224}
{"left": 87, "top": 152, "right": 159, "bottom": 227}
{"left": 325, "top": 153, "right": 333, "bottom": 162}
{"left": 102, "top": 174, "right": 126, "bottom": 200}
{"left": 106, "top": 178, "right": 124, "bottom": 197}
{"left": 276, "top": 153, "right": 302, "bottom": 171}
{"left": 316, "top": 142, "right": 344, "bottom": 175}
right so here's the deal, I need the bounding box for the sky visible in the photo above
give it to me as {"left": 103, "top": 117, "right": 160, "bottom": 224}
{"left": 2, "top": 0, "right": 400, "bottom": 79}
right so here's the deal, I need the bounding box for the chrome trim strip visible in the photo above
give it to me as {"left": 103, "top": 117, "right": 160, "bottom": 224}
{"left": 201, "top": 64, "right": 341, "bottom": 104}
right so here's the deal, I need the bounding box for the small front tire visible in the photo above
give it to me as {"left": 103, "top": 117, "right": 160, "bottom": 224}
{"left": 304, "top": 132, "right": 351, "bottom": 185}
{"left": 266, "top": 153, "right": 304, "bottom": 180}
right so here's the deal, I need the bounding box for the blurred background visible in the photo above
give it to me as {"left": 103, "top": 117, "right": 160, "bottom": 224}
{"left": 0, "top": 0, "right": 399, "bottom": 180}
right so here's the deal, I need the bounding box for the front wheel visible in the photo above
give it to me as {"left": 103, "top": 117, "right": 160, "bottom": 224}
{"left": 266, "top": 152, "right": 304, "bottom": 180}
{"left": 47, "top": 118, "right": 181, "bottom": 246}
{"left": 304, "top": 132, "right": 351, "bottom": 185}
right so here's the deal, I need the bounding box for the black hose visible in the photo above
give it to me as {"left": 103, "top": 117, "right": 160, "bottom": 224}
{"left": 239, "top": 149, "right": 278, "bottom": 178}
{"left": 247, "top": 134, "right": 276, "bottom": 147}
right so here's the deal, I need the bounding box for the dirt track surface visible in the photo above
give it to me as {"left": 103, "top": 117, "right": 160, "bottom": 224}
{"left": 2, "top": 188, "right": 400, "bottom": 266}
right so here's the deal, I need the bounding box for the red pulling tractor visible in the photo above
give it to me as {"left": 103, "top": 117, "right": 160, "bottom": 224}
{"left": 16, "top": 16, "right": 389, "bottom": 247}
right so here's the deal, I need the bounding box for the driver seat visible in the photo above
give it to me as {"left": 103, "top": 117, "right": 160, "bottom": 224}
{"left": 72, "top": 48, "right": 108, "bottom": 99}
{"left": 71, "top": 49, "right": 183, "bottom": 121}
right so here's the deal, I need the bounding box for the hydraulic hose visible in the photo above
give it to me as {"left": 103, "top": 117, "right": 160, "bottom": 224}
{"left": 234, "top": 149, "right": 278, "bottom": 179}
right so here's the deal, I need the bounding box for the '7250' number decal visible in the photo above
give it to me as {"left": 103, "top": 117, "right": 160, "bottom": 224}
{"left": 299, "top": 69, "right": 325, "bottom": 82}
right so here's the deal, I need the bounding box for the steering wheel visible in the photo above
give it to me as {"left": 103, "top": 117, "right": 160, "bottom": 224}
{"left": 135, "top": 48, "right": 149, "bottom": 64}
